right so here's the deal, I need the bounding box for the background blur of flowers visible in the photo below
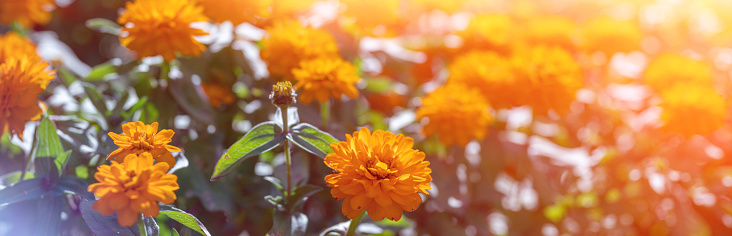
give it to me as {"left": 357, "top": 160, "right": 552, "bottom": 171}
{"left": 3, "top": 0, "right": 732, "bottom": 235}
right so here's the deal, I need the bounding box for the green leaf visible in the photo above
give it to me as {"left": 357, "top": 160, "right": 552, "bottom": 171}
{"left": 171, "top": 228, "right": 180, "bottom": 236}
{"left": 123, "top": 97, "right": 148, "bottom": 119}
{"left": 75, "top": 166, "right": 88, "bottom": 179}
{"left": 84, "top": 85, "right": 109, "bottom": 116}
{"left": 287, "top": 185, "right": 322, "bottom": 211}
{"left": 159, "top": 205, "right": 211, "bottom": 236}
{"left": 85, "top": 63, "right": 116, "bottom": 81}
{"left": 364, "top": 77, "right": 394, "bottom": 93}
{"left": 0, "top": 178, "right": 44, "bottom": 205}
{"left": 264, "top": 176, "right": 284, "bottom": 192}
{"left": 56, "top": 176, "right": 95, "bottom": 199}
{"left": 34, "top": 117, "right": 63, "bottom": 160}
{"left": 0, "top": 171, "right": 33, "bottom": 186}
{"left": 269, "top": 210, "right": 308, "bottom": 236}
{"left": 211, "top": 122, "right": 285, "bottom": 181}
{"left": 54, "top": 150, "right": 72, "bottom": 175}
{"left": 288, "top": 123, "right": 338, "bottom": 159}
{"left": 85, "top": 18, "right": 121, "bottom": 35}
{"left": 35, "top": 194, "right": 64, "bottom": 235}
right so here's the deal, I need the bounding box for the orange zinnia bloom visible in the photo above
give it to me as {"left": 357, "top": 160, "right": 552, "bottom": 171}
{"left": 118, "top": 0, "right": 209, "bottom": 62}
{"left": 659, "top": 84, "right": 726, "bottom": 137}
{"left": 0, "top": 0, "right": 55, "bottom": 27}
{"left": 579, "top": 16, "right": 642, "bottom": 56}
{"left": 292, "top": 57, "right": 360, "bottom": 104}
{"left": 643, "top": 53, "right": 713, "bottom": 93}
{"left": 260, "top": 21, "right": 339, "bottom": 79}
{"left": 201, "top": 82, "right": 235, "bottom": 108}
{"left": 0, "top": 56, "right": 55, "bottom": 140}
{"left": 107, "top": 121, "right": 180, "bottom": 166}
{"left": 198, "top": 0, "right": 272, "bottom": 25}
{"left": 446, "top": 50, "right": 521, "bottom": 110}
{"left": 325, "top": 127, "right": 432, "bottom": 221}
{"left": 0, "top": 32, "right": 39, "bottom": 64}
{"left": 88, "top": 152, "right": 179, "bottom": 227}
{"left": 416, "top": 85, "right": 493, "bottom": 147}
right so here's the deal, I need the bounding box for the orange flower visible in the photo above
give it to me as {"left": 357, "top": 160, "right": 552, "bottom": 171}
{"left": 512, "top": 45, "right": 584, "bottom": 115}
{"left": 118, "top": 0, "right": 209, "bottom": 62}
{"left": 522, "top": 15, "right": 577, "bottom": 49}
{"left": 0, "top": 0, "right": 55, "bottom": 27}
{"left": 416, "top": 85, "right": 493, "bottom": 147}
{"left": 198, "top": 0, "right": 272, "bottom": 25}
{"left": 457, "top": 14, "right": 515, "bottom": 54}
{"left": 340, "top": 0, "right": 401, "bottom": 36}
{"left": 0, "top": 32, "right": 39, "bottom": 64}
{"left": 292, "top": 57, "right": 360, "bottom": 104}
{"left": 659, "top": 84, "right": 726, "bottom": 136}
{"left": 260, "top": 21, "right": 339, "bottom": 79}
{"left": 201, "top": 82, "right": 235, "bottom": 108}
{"left": 107, "top": 121, "right": 180, "bottom": 167}
{"left": 579, "top": 17, "right": 642, "bottom": 55}
{"left": 325, "top": 127, "right": 432, "bottom": 221}
{"left": 0, "top": 56, "right": 55, "bottom": 140}
{"left": 88, "top": 152, "right": 179, "bottom": 227}
{"left": 446, "top": 50, "right": 521, "bottom": 109}
{"left": 643, "top": 53, "right": 713, "bottom": 93}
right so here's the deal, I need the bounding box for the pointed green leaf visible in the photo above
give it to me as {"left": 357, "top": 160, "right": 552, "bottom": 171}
{"left": 287, "top": 184, "right": 322, "bottom": 211}
{"left": 211, "top": 122, "right": 284, "bottom": 180}
{"left": 159, "top": 205, "right": 211, "bottom": 236}
{"left": 85, "top": 18, "right": 121, "bottom": 35}
{"left": 83, "top": 85, "right": 109, "bottom": 116}
{"left": 0, "top": 178, "right": 44, "bottom": 205}
{"left": 54, "top": 150, "right": 72, "bottom": 175}
{"left": 264, "top": 176, "right": 283, "bottom": 192}
{"left": 171, "top": 228, "right": 180, "bottom": 236}
{"left": 34, "top": 117, "right": 63, "bottom": 160}
{"left": 287, "top": 123, "right": 338, "bottom": 159}
{"left": 85, "top": 63, "right": 116, "bottom": 81}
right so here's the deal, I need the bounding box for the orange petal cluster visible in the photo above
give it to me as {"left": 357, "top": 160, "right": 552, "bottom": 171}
{"left": 325, "top": 127, "right": 432, "bottom": 221}
{"left": 417, "top": 85, "right": 493, "bottom": 147}
{"left": 118, "top": 0, "right": 209, "bottom": 61}
{"left": 201, "top": 82, "right": 235, "bottom": 108}
{"left": 446, "top": 50, "right": 521, "bottom": 110}
{"left": 292, "top": 57, "right": 360, "bottom": 104}
{"left": 659, "top": 84, "right": 726, "bottom": 136}
{"left": 107, "top": 121, "right": 181, "bottom": 167}
{"left": 88, "top": 152, "right": 179, "bottom": 227}
{"left": 0, "top": 0, "right": 55, "bottom": 27}
{"left": 260, "top": 21, "right": 340, "bottom": 79}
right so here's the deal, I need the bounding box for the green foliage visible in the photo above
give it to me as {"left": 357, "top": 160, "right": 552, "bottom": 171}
{"left": 211, "top": 121, "right": 285, "bottom": 180}
{"left": 159, "top": 205, "right": 211, "bottom": 236}
{"left": 288, "top": 123, "right": 338, "bottom": 159}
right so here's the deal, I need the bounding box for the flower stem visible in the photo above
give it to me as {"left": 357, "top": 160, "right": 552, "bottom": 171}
{"left": 320, "top": 100, "right": 330, "bottom": 129}
{"left": 160, "top": 61, "right": 171, "bottom": 82}
{"left": 346, "top": 210, "right": 366, "bottom": 236}
{"left": 281, "top": 107, "right": 292, "bottom": 199}
{"left": 137, "top": 214, "right": 147, "bottom": 236}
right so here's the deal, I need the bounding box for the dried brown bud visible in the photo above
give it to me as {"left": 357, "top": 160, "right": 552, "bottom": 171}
{"left": 270, "top": 81, "right": 297, "bottom": 107}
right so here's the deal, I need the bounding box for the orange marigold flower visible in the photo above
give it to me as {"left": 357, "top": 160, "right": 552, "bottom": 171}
{"left": 198, "top": 0, "right": 271, "bottom": 25}
{"left": 340, "top": 0, "right": 401, "bottom": 37}
{"left": 0, "top": 32, "right": 39, "bottom": 63}
{"left": 416, "top": 85, "right": 493, "bottom": 147}
{"left": 325, "top": 127, "right": 432, "bottom": 221}
{"left": 446, "top": 50, "right": 521, "bottom": 110}
{"left": 260, "top": 21, "right": 339, "bottom": 79}
{"left": 659, "top": 84, "right": 726, "bottom": 136}
{"left": 0, "top": 0, "right": 55, "bottom": 27}
{"left": 579, "top": 17, "right": 642, "bottom": 55}
{"left": 457, "top": 14, "right": 515, "bottom": 54}
{"left": 292, "top": 57, "right": 360, "bottom": 104}
{"left": 88, "top": 152, "right": 179, "bottom": 227}
{"left": 0, "top": 56, "right": 55, "bottom": 140}
{"left": 107, "top": 121, "right": 181, "bottom": 167}
{"left": 118, "top": 0, "right": 209, "bottom": 62}
{"left": 512, "top": 45, "right": 584, "bottom": 115}
{"left": 408, "top": 0, "right": 463, "bottom": 13}
{"left": 201, "top": 82, "right": 235, "bottom": 108}
{"left": 522, "top": 16, "right": 577, "bottom": 49}
{"left": 643, "top": 53, "right": 713, "bottom": 93}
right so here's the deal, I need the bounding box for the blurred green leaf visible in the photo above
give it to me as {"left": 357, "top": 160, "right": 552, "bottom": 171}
{"left": 75, "top": 166, "right": 88, "bottom": 179}
{"left": 160, "top": 205, "right": 211, "bottom": 236}
{"left": 287, "top": 123, "right": 338, "bottom": 159}
{"left": 54, "top": 150, "right": 72, "bottom": 175}
{"left": 543, "top": 204, "right": 565, "bottom": 223}
{"left": 83, "top": 85, "right": 109, "bottom": 116}
{"left": 0, "top": 133, "right": 22, "bottom": 157}
{"left": 264, "top": 176, "right": 284, "bottom": 192}
{"left": 123, "top": 97, "right": 148, "bottom": 119}
{"left": 211, "top": 122, "right": 284, "bottom": 181}
{"left": 35, "top": 194, "right": 64, "bottom": 235}
{"left": 56, "top": 176, "right": 94, "bottom": 199}
{"left": 286, "top": 185, "right": 322, "bottom": 211}
{"left": 34, "top": 117, "right": 64, "bottom": 160}
{"left": 85, "top": 18, "right": 121, "bottom": 35}
{"left": 269, "top": 210, "right": 307, "bottom": 236}
{"left": 85, "top": 63, "right": 116, "bottom": 81}
{"left": 171, "top": 228, "right": 180, "bottom": 236}
{"left": 0, "top": 171, "right": 33, "bottom": 186}
{"left": 364, "top": 77, "right": 394, "bottom": 93}
{"left": 0, "top": 178, "right": 44, "bottom": 205}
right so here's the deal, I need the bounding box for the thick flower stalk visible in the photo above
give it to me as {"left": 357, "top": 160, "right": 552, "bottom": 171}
{"left": 325, "top": 127, "right": 432, "bottom": 221}
{"left": 260, "top": 21, "right": 339, "bottom": 79}
{"left": 292, "top": 57, "right": 360, "bottom": 104}
{"left": 0, "top": 0, "right": 55, "bottom": 27}
{"left": 118, "top": 0, "right": 209, "bottom": 61}
{"left": 0, "top": 56, "right": 55, "bottom": 140}
{"left": 88, "top": 152, "right": 179, "bottom": 227}
{"left": 417, "top": 85, "right": 493, "bottom": 147}
{"left": 107, "top": 121, "right": 181, "bottom": 166}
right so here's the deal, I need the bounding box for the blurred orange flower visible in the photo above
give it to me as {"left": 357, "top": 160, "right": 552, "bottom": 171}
{"left": 409, "top": 0, "right": 463, "bottom": 13}
{"left": 643, "top": 53, "right": 713, "bottom": 93}
{"left": 579, "top": 17, "right": 642, "bottom": 55}
{"left": 292, "top": 57, "right": 360, "bottom": 104}
{"left": 0, "top": 32, "right": 39, "bottom": 63}
{"left": 0, "top": 0, "right": 55, "bottom": 27}
{"left": 88, "top": 152, "right": 179, "bottom": 227}
{"left": 201, "top": 82, "right": 235, "bottom": 108}
{"left": 365, "top": 92, "right": 407, "bottom": 116}
{"left": 107, "top": 121, "right": 180, "bottom": 167}
{"left": 522, "top": 16, "right": 577, "bottom": 49}
{"left": 659, "top": 84, "right": 726, "bottom": 136}
{"left": 260, "top": 21, "right": 339, "bottom": 79}
{"left": 446, "top": 50, "right": 521, "bottom": 109}
{"left": 513, "top": 45, "right": 584, "bottom": 115}
{"left": 118, "top": 0, "right": 209, "bottom": 62}
{"left": 340, "top": 0, "right": 401, "bottom": 36}
{"left": 417, "top": 85, "right": 493, "bottom": 147}
{"left": 0, "top": 56, "right": 55, "bottom": 140}
{"left": 457, "top": 14, "right": 515, "bottom": 54}
{"left": 198, "top": 0, "right": 271, "bottom": 25}
{"left": 325, "top": 127, "right": 432, "bottom": 221}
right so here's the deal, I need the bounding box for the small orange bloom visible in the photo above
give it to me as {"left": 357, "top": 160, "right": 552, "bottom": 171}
{"left": 457, "top": 14, "right": 515, "bottom": 54}
{"left": 579, "top": 16, "right": 642, "bottom": 55}
{"left": 659, "top": 84, "right": 726, "bottom": 136}
{"left": 260, "top": 21, "right": 339, "bottom": 79}
{"left": 446, "top": 50, "right": 521, "bottom": 110}
{"left": 292, "top": 57, "right": 360, "bottom": 104}
{"left": 118, "top": 0, "right": 209, "bottom": 61}
{"left": 198, "top": 0, "right": 271, "bottom": 25}
{"left": 0, "top": 0, "right": 55, "bottom": 27}
{"left": 0, "top": 32, "right": 39, "bottom": 64}
{"left": 325, "top": 127, "right": 432, "bottom": 221}
{"left": 201, "top": 82, "right": 235, "bottom": 108}
{"left": 0, "top": 56, "right": 55, "bottom": 140}
{"left": 643, "top": 53, "right": 713, "bottom": 93}
{"left": 340, "top": 0, "right": 401, "bottom": 37}
{"left": 416, "top": 85, "right": 493, "bottom": 147}
{"left": 88, "top": 152, "right": 179, "bottom": 227}
{"left": 107, "top": 121, "right": 180, "bottom": 167}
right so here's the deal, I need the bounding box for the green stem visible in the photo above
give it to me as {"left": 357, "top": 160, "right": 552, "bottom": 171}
{"left": 160, "top": 61, "right": 171, "bottom": 82}
{"left": 281, "top": 107, "right": 292, "bottom": 199}
{"left": 320, "top": 101, "right": 330, "bottom": 129}
{"left": 346, "top": 210, "right": 366, "bottom": 236}
{"left": 137, "top": 214, "right": 147, "bottom": 236}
